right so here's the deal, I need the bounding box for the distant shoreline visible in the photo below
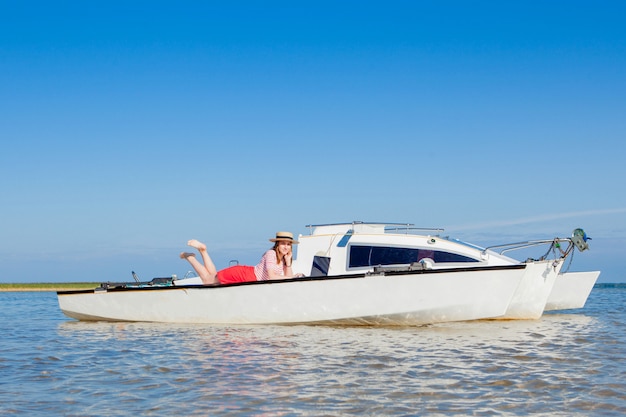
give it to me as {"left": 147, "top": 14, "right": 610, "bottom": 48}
{"left": 0, "top": 283, "right": 99, "bottom": 292}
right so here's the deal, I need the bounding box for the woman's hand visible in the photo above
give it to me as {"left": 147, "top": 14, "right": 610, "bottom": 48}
{"left": 283, "top": 253, "right": 292, "bottom": 267}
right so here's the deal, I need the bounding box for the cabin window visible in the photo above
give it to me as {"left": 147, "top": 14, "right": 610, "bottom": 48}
{"left": 348, "top": 245, "right": 479, "bottom": 268}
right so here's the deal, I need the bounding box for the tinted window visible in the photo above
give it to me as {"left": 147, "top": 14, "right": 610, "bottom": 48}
{"left": 348, "top": 245, "right": 479, "bottom": 268}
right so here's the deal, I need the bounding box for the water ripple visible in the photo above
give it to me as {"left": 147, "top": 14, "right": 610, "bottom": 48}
{"left": 0, "top": 288, "right": 625, "bottom": 416}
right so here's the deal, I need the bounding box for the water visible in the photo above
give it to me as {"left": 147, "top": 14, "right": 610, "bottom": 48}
{"left": 0, "top": 285, "right": 624, "bottom": 416}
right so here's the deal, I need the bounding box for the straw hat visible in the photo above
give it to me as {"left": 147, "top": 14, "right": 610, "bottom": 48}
{"left": 269, "top": 231, "right": 299, "bottom": 244}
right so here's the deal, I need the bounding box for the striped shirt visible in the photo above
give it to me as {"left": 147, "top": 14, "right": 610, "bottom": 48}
{"left": 254, "top": 250, "right": 285, "bottom": 281}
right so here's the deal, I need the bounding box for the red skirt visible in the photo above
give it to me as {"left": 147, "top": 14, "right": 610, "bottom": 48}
{"left": 216, "top": 265, "right": 257, "bottom": 284}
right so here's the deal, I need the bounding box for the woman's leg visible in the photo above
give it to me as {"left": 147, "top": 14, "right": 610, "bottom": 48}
{"left": 187, "top": 239, "right": 218, "bottom": 275}
{"left": 180, "top": 239, "right": 219, "bottom": 284}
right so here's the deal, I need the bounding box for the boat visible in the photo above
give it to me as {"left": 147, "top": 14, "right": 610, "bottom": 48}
{"left": 56, "top": 222, "right": 595, "bottom": 325}
{"left": 544, "top": 271, "right": 600, "bottom": 311}
{"left": 289, "top": 222, "right": 595, "bottom": 319}
{"left": 57, "top": 264, "right": 528, "bottom": 325}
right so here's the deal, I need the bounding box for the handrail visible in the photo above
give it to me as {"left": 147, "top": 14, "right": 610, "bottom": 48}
{"left": 483, "top": 238, "right": 578, "bottom": 268}
{"left": 385, "top": 226, "right": 445, "bottom": 234}
{"left": 305, "top": 221, "right": 414, "bottom": 228}
{"left": 484, "top": 238, "right": 572, "bottom": 255}
{"left": 304, "top": 221, "right": 444, "bottom": 235}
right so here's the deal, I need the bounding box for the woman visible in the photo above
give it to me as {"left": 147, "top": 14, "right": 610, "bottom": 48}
{"left": 180, "top": 231, "right": 305, "bottom": 285}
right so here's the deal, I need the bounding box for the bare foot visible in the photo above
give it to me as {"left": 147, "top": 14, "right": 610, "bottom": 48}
{"left": 180, "top": 252, "right": 196, "bottom": 259}
{"left": 187, "top": 239, "right": 207, "bottom": 251}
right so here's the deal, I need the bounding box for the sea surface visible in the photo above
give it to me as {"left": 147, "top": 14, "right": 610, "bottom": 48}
{"left": 0, "top": 285, "right": 624, "bottom": 417}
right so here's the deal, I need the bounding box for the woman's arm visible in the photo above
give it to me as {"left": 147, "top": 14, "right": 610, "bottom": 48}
{"left": 282, "top": 263, "right": 304, "bottom": 279}
{"left": 265, "top": 251, "right": 303, "bottom": 280}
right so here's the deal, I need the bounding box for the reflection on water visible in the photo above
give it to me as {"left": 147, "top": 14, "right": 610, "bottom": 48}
{"left": 1, "top": 287, "right": 625, "bottom": 416}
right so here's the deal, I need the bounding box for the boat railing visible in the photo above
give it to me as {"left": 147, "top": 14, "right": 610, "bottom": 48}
{"left": 485, "top": 238, "right": 563, "bottom": 253}
{"left": 483, "top": 238, "right": 577, "bottom": 261}
{"left": 304, "top": 221, "right": 444, "bottom": 236}
{"left": 385, "top": 226, "right": 445, "bottom": 235}
{"left": 183, "top": 270, "right": 197, "bottom": 279}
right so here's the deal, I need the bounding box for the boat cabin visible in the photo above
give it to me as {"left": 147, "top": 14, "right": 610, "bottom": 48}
{"left": 292, "top": 222, "right": 516, "bottom": 277}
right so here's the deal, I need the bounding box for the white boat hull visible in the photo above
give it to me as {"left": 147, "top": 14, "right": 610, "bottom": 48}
{"left": 497, "top": 260, "right": 563, "bottom": 320}
{"left": 58, "top": 266, "right": 526, "bottom": 325}
{"left": 544, "top": 271, "right": 600, "bottom": 311}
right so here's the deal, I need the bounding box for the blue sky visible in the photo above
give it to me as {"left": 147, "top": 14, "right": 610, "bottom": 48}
{"left": 1, "top": 1, "right": 625, "bottom": 283}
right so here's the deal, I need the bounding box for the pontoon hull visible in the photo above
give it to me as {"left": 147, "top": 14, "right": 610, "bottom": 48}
{"left": 497, "top": 260, "right": 563, "bottom": 319}
{"left": 58, "top": 266, "right": 526, "bottom": 325}
{"left": 544, "top": 271, "right": 600, "bottom": 311}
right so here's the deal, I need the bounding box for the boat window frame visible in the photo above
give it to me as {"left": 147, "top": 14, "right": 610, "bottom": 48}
{"left": 347, "top": 244, "right": 482, "bottom": 269}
